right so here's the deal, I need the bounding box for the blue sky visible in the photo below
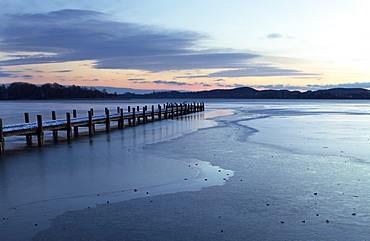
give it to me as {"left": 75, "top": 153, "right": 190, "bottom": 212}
{"left": 0, "top": 0, "right": 369, "bottom": 91}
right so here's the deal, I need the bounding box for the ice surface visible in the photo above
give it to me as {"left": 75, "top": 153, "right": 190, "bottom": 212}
{"left": 2, "top": 99, "right": 370, "bottom": 240}
{"left": 0, "top": 106, "right": 232, "bottom": 240}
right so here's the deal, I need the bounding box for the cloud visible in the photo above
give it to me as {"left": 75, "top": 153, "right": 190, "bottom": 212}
{"left": 82, "top": 78, "right": 99, "bottom": 81}
{"left": 129, "top": 79, "right": 194, "bottom": 86}
{"left": 152, "top": 80, "right": 193, "bottom": 86}
{"left": 177, "top": 66, "right": 318, "bottom": 78}
{"left": 0, "top": 71, "right": 12, "bottom": 77}
{"left": 267, "top": 33, "right": 283, "bottom": 39}
{"left": 249, "top": 82, "right": 370, "bottom": 91}
{"left": 266, "top": 33, "right": 293, "bottom": 39}
{"left": 0, "top": 9, "right": 259, "bottom": 72}
{"left": 216, "top": 83, "right": 246, "bottom": 88}
{"left": 22, "top": 74, "right": 33, "bottom": 79}
{"left": 53, "top": 70, "right": 72, "bottom": 73}
{"left": 128, "top": 78, "right": 146, "bottom": 81}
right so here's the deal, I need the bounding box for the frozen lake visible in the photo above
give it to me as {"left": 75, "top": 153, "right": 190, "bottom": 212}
{"left": 1, "top": 99, "right": 370, "bottom": 240}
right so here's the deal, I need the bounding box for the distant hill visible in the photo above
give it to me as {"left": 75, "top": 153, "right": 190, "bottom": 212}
{"left": 119, "top": 87, "right": 370, "bottom": 99}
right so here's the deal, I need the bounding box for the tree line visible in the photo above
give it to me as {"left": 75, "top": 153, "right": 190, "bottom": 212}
{"left": 0, "top": 82, "right": 117, "bottom": 100}
{"left": 2, "top": 82, "right": 369, "bottom": 100}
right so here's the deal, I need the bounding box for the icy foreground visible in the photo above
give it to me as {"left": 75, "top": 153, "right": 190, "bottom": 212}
{"left": 1, "top": 100, "right": 369, "bottom": 240}
{"left": 32, "top": 101, "right": 370, "bottom": 240}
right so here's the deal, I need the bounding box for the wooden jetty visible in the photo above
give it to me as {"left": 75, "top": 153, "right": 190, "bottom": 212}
{"left": 0, "top": 102, "right": 204, "bottom": 155}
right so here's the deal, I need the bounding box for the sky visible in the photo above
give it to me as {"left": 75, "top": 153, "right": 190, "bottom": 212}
{"left": 0, "top": 0, "right": 370, "bottom": 92}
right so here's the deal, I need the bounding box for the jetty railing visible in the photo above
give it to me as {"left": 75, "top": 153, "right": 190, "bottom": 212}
{"left": 0, "top": 102, "right": 204, "bottom": 155}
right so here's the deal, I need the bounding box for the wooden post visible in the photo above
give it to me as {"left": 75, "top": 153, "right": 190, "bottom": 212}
{"left": 137, "top": 108, "right": 141, "bottom": 125}
{"left": 128, "top": 106, "right": 131, "bottom": 126}
{"left": 90, "top": 108, "right": 95, "bottom": 133}
{"left": 165, "top": 105, "right": 168, "bottom": 119}
{"left": 51, "top": 111, "right": 58, "bottom": 140}
{"left": 72, "top": 110, "right": 78, "bottom": 135}
{"left": 132, "top": 108, "right": 136, "bottom": 126}
{"left": 176, "top": 104, "right": 179, "bottom": 117}
{"left": 24, "top": 113, "right": 32, "bottom": 144}
{"left": 144, "top": 106, "right": 148, "bottom": 123}
{"left": 0, "top": 118, "right": 4, "bottom": 155}
{"left": 171, "top": 104, "right": 174, "bottom": 119}
{"left": 119, "top": 108, "right": 124, "bottom": 129}
{"left": 88, "top": 110, "right": 94, "bottom": 136}
{"left": 37, "top": 115, "right": 44, "bottom": 147}
{"left": 158, "top": 105, "right": 162, "bottom": 120}
{"left": 66, "top": 112, "right": 72, "bottom": 141}
{"left": 142, "top": 107, "right": 147, "bottom": 124}
{"left": 151, "top": 105, "right": 155, "bottom": 121}
{"left": 105, "top": 108, "right": 110, "bottom": 132}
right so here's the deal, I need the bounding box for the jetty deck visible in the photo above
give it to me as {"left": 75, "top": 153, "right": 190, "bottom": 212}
{"left": 0, "top": 102, "right": 204, "bottom": 155}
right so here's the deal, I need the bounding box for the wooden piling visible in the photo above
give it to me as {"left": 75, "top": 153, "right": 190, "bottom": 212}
{"left": 105, "top": 108, "right": 110, "bottom": 132}
{"left": 0, "top": 119, "right": 4, "bottom": 155}
{"left": 128, "top": 106, "right": 132, "bottom": 126}
{"left": 90, "top": 108, "right": 95, "bottom": 133}
{"left": 143, "top": 107, "right": 147, "bottom": 124}
{"left": 171, "top": 104, "right": 175, "bottom": 119}
{"left": 165, "top": 105, "right": 168, "bottom": 119}
{"left": 66, "top": 112, "right": 72, "bottom": 140}
{"left": 51, "top": 111, "right": 58, "bottom": 140}
{"left": 151, "top": 105, "right": 155, "bottom": 121}
{"left": 37, "top": 115, "right": 44, "bottom": 147}
{"left": 137, "top": 108, "right": 141, "bottom": 125}
{"left": 119, "top": 108, "right": 124, "bottom": 129}
{"left": 158, "top": 105, "right": 162, "bottom": 120}
{"left": 73, "top": 110, "right": 78, "bottom": 135}
{"left": 132, "top": 108, "right": 136, "bottom": 126}
{"left": 24, "top": 113, "right": 32, "bottom": 144}
{"left": 88, "top": 110, "right": 94, "bottom": 136}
